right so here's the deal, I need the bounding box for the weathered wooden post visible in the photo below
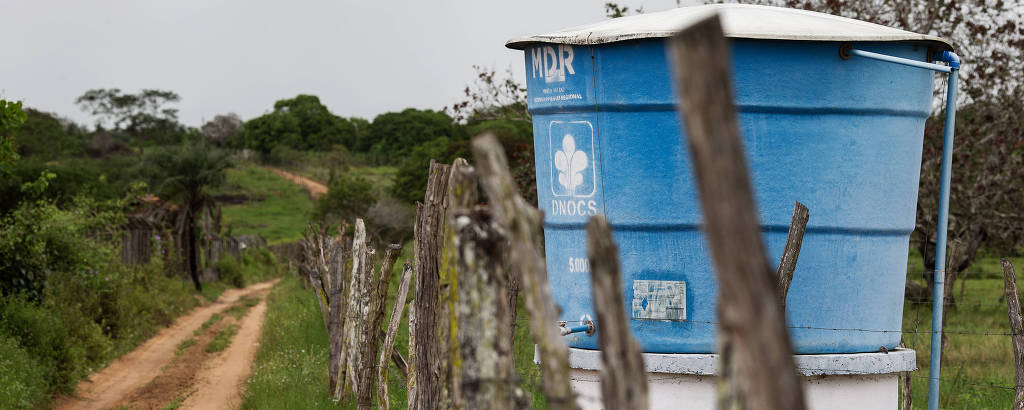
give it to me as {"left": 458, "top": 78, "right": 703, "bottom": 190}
{"left": 669, "top": 14, "right": 806, "bottom": 410}
{"left": 443, "top": 158, "right": 472, "bottom": 408}
{"left": 776, "top": 202, "right": 809, "bottom": 309}
{"left": 411, "top": 160, "right": 453, "bottom": 410}
{"left": 378, "top": 261, "right": 413, "bottom": 410}
{"left": 473, "top": 133, "right": 579, "bottom": 410}
{"left": 1001, "top": 259, "right": 1024, "bottom": 410}
{"left": 356, "top": 244, "right": 402, "bottom": 410}
{"left": 338, "top": 220, "right": 369, "bottom": 399}
{"left": 586, "top": 216, "right": 649, "bottom": 410}
{"left": 447, "top": 161, "right": 526, "bottom": 410}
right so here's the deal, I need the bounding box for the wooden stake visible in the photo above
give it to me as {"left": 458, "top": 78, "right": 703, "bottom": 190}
{"left": 446, "top": 158, "right": 477, "bottom": 407}
{"left": 899, "top": 339, "right": 912, "bottom": 410}
{"left": 357, "top": 244, "right": 402, "bottom": 410}
{"left": 378, "top": 261, "right": 413, "bottom": 410}
{"left": 776, "top": 201, "right": 809, "bottom": 309}
{"left": 669, "top": 14, "right": 806, "bottom": 410}
{"left": 586, "top": 216, "right": 649, "bottom": 410}
{"left": 411, "top": 161, "right": 453, "bottom": 410}
{"left": 452, "top": 206, "right": 523, "bottom": 410}
{"left": 1001, "top": 259, "right": 1024, "bottom": 410}
{"left": 472, "top": 133, "right": 578, "bottom": 410}
{"left": 337, "top": 220, "right": 368, "bottom": 400}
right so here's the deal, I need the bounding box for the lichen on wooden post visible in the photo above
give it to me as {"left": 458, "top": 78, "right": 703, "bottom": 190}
{"left": 586, "top": 216, "right": 649, "bottom": 410}
{"left": 472, "top": 133, "right": 578, "bottom": 410}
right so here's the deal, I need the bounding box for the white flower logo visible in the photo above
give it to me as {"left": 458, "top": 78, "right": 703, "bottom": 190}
{"left": 554, "top": 134, "right": 588, "bottom": 196}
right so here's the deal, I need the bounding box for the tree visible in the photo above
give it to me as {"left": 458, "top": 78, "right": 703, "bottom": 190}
{"left": 391, "top": 137, "right": 468, "bottom": 204}
{"left": 314, "top": 174, "right": 377, "bottom": 225}
{"left": 732, "top": 0, "right": 1024, "bottom": 299}
{"left": 201, "top": 113, "right": 242, "bottom": 146}
{"left": 15, "top": 108, "right": 86, "bottom": 159}
{"left": 0, "top": 99, "right": 27, "bottom": 175}
{"left": 76, "top": 89, "right": 184, "bottom": 151}
{"left": 447, "top": 66, "right": 539, "bottom": 205}
{"left": 237, "top": 95, "right": 356, "bottom": 156}
{"left": 447, "top": 66, "right": 530, "bottom": 124}
{"left": 358, "top": 108, "right": 461, "bottom": 163}
{"left": 144, "top": 141, "right": 233, "bottom": 291}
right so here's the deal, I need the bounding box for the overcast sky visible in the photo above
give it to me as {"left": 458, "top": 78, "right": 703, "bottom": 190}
{"left": 2, "top": 0, "right": 693, "bottom": 128}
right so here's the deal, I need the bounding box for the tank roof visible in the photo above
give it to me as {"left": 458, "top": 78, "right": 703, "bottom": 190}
{"left": 505, "top": 4, "right": 953, "bottom": 50}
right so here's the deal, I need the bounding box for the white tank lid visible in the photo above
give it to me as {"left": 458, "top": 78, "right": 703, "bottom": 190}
{"left": 505, "top": 4, "right": 952, "bottom": 50}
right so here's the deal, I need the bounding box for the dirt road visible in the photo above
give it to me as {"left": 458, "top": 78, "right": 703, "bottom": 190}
{"left": 263, "top": 166, "right": 327, "bottom": 200}
{"left": 54, "top": 279, "right": 278, "bottom": 410}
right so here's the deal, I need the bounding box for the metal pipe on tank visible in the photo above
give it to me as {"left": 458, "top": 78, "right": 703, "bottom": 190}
{"left": 927, "top": 58, "right": 959, "bottom": 410}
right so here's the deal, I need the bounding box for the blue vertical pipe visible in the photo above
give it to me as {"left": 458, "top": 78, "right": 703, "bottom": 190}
{"left": 927, "top": 61, "right": 959, "bottom": 410}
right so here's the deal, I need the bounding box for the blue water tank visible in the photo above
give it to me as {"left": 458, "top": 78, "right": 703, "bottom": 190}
{"left": 506, "top": 4, "right": 953, "bottom": 354}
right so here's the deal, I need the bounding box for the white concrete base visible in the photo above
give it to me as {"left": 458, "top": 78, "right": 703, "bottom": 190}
{"left": 561, "top": 348, "right": 915, "bottom": 410}
{"left": 571, "top": 369, "right": 897, "bottom": 410}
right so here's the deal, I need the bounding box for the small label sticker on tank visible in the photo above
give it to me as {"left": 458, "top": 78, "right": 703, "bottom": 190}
{"left": 632, "top": 280, "right": 686, "bottom": 321}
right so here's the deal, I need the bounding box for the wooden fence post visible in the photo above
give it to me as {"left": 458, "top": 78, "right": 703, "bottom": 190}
{"left": 776, "top": 201, "right": 809, "bottom": 309}
{"left": 452, "top": 206, "right": 523, "bottom": 409}
{"left": 586, "top": 216, "right": 649, "bottom": 410}
{"left": 443, "top": 158, "right": 473, "bottom": 408}
{"left": 327, "top": 228, "right": 350, "bottom": 399}
{"left": 472, "top": 133, "right": 579, "bottom": 410}
{"left": 1001, "top": 259, "right": 1024, "bottom": 410}
{"left": 669, "top": 14, "right": 806, "bottom": 410}
{"left": 357, "top": 244, "right": 402, "bottom": 410}
{"left": 338, "top": 219, "right": 369, "bottom": 400}
{"left": 411, "top": 160, "right": 453, "bottom": 410}
{"left": 407, "top": 295, "right": 418, "bottom": 409}
{"left": 378, "top": 261, "right": 414, "bottom": 410}
{"left": 899, "top": 339, "right": 912, "bottom": 410}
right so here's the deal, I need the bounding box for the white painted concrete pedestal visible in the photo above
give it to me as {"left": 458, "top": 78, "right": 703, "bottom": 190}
{"left": 561, "top": 347, "right": 916, "bottom": 410}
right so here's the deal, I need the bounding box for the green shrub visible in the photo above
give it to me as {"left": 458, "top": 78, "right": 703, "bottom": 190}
{"left": 314, "top": 174, "right": 376, "bottom": 223}
{"left": 390, "top": 137, "right": 468, "bottom": 204}
{"left": 215, "top": 248, "right": 281, "bottom": 289}
{"left": 216, "top": 256, "right": 246, "bottom": 288}
{"left": 0, "top": 333, "right": 47, "bottom": 409}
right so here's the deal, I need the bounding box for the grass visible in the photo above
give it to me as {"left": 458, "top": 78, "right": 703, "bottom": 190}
{"left": 200, "top": 282, "right": 229, "bottom": 302}
{"left": 162, "top": 394, "right": 186, "bottom": 410}
{"left": 206, "top": 324, "right": 240, "bottom": 354}
{"left": 174, "top": 338, "right": 196, "bottom": 356}
{"left": 196, "top": 313, "right": 223, "bottom": 337}
{"left": 225, "top": 296, "right": 260, "bottom": 320}
{"left": 219, "top": 162, "right": 314, "bottom": 245}
{"left": 900, "top": 253, "right": 1024, "bottom": 409}
{"left": 241, "top": 275, "right": 342, "bottom": 409}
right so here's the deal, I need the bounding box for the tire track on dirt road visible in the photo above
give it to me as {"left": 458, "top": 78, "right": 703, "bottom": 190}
{"left": 54, "top": 279, "right": 278, "bottom": 410}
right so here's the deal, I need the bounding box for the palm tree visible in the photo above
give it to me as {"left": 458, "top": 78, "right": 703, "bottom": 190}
{"left": 145, "top": 140, "right": 232, "bottom": 291}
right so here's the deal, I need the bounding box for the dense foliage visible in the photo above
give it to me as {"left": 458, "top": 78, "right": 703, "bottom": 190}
{"left": 361, "top": 108, "right": 464, "bottom": 163}
{"left": 235, "top": 95, "right": 358, "bottom": 156}
{"left": 0, "top": 194, "right": 200, "bottom": 407}
{"left": 0, "top": 100, "right": 28, "bottom": 175}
